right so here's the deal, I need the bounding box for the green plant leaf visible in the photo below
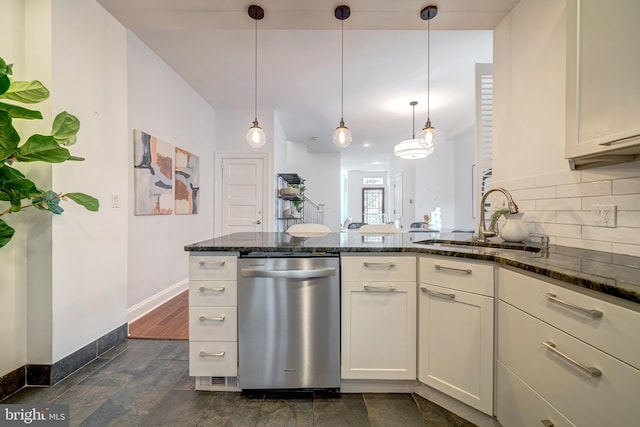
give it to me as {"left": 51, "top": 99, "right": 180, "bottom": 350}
{"left": 64, "top": 192, "right": 99, "bottom": 211}
{"left": 32, "top": 190, "right": 64, "bottom": 214}
{"left": 67, "top": 155, "right": 85, "bottom": 161}
{"left": 0, "top": 110, "right": 20, "bottom": 159}
{"left": 0, "top": 76, "right": 8, "bottom": 96}
{"left": 0, "top": 80, "right": 49, "bottom": 104}
{"left": 0, "top": 218, "right": 15, "bottom": 248}
{"left": 0, "top": 102, "right": 43, "bottom": 120}
{"left": 0, "top": 57, "right": 11, "bottom": 76}
{"left": 15, "top": 134, "right": 70, "bottom": 163}
{"left": 51, "top": 111, "right": 80, "bottom": 146}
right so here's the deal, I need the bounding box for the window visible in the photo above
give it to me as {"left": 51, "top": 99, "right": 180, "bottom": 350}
{"left": 362, "top": 177, "right": 384, "bottom": 186}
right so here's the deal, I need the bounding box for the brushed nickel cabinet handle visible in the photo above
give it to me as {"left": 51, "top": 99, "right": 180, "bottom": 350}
{"left": 364, "top": 285, "right": 396, "bottom": 292}
{"left": 199, "top": 260, "right": 226, "bottom": 266}
{"left": 199, "top": 315, "right": 226, "bottom": 322}
{"left": 544, "top": 293, "right": 603, "bottom": 319}
{"left": 363, "top": 262, "right": 395, "bottom": 268}
{"left": 543, "top": 341, "right": 602, "bottom": 377}
{"left": 199, "top": 351, "right": 225, "bottom": 357}
{"left": 199, "top": 286, "right": 226, "bottom": 292}
{"left": 541, "top": 420, "right": 554, "bottom": 427}
{"left": 435, "top": 264, "right": 472, "bottom": 274}
{"left": 429, "top": 290, "right": 456, "bottom": 300}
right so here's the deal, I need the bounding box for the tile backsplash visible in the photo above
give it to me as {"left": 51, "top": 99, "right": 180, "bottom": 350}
{"left": 492, "top": 160, "right": 640, "bottom": 257}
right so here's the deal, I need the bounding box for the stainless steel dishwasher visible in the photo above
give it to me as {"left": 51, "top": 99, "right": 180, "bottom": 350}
{"left": 238, "top": 253, "right": 340, "bottom": 390}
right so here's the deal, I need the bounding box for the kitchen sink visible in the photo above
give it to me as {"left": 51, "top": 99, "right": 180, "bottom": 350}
{"left": 414, "top": 239, "right": 542, "bottom": 253}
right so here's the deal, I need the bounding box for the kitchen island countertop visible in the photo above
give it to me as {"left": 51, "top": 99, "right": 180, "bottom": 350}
{"left": 185, "top": 231, "right": 640, "bottom": 307}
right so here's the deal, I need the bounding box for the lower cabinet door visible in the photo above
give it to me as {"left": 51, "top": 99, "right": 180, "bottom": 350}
{"left": 497, "top": 361, "right": 575, "bottom": 427}
{"left": 418, "top": 283, "right": 494, "bottom": 415}
{"left": 341, "top": 281, "right": 416, "bottom": 380}
{"left": 189, "top": 342, "right": 237, "bottom": 376}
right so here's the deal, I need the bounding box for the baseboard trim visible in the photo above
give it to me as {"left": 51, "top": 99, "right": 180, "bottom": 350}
{"left": 127, "top": 279, "right": 189, "bottom": 324}
{"left": 0, "top": 366, "right": 26, "bottom": 401}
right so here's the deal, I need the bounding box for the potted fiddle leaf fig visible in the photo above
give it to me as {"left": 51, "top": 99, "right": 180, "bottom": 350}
{"left": 0, "top": 55, "right": 99, "bottom": 249}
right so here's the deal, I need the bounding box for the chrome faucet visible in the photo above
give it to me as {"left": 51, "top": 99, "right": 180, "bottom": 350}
{"left": 478, "top": 187, "right": 519, "bottom": 242}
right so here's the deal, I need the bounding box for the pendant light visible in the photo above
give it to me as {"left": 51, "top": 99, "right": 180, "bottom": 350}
{"left": 419, "top": 5, "right": 438, "bottom": 150}
{"left": 394, "top": 101, "right": 432, "bottom": 159}
{"left": 332, "top": 5, "right": 352, "bottom": 148}
{"left": 246, "top": 5, "right": 266, "bottom": 148}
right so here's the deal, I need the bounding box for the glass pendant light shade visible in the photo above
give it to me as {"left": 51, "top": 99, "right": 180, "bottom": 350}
{"left": 420, "top": 119, "right": 438, "bottom": 149}
{"left": 394, "top": 100, "right": 431, "bottom": 159}
{"left": 333, "top": 120, "right": 352, "bottom": 148}
{"left": 247, "top": 120, "right": 266, "bottom": 148}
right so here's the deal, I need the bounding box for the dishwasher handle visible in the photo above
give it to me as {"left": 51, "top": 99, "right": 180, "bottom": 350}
{"left": 240, "top": 267, "right": 337, "bottom": 280}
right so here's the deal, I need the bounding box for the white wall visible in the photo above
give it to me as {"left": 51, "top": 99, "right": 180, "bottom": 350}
{"left": 453, "top": 128, "right": 476, "bottom": 231}
{"left": 127, "top": 32, "right": 215, "bottom": 309}
{"left": 493, "top": 0, "right": 640, "bottom": 256}
{"left": 285, "top": 141, "right": 341, "bottom": 231}
{"left": 389, "top": 156, "right": 416, "bottom": 230}
{"left": 346, "top": 170, "right": 390, "bottom": 225}
{"left": 49, "top": 0, "right": 129, "bottom": 362}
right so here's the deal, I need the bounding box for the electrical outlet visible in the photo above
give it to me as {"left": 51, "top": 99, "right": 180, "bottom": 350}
{"left": 591, "top": 204, "right": 617, "bottom": 227}
{"left": 111, "top": 193, "right": 120, "bottom": 208}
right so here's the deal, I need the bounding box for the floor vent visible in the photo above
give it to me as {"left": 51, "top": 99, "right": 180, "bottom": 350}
{"left": 196, "top": 376, "right": 241, "bottom": 391}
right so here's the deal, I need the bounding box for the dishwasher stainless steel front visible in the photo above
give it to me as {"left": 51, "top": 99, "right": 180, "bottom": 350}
{"left": 238, "top": 255, "right": 340, "bottom": 390}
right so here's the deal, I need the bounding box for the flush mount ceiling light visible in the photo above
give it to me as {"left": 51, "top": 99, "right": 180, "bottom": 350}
{"left": 246, "top": 5, "right": 266, "bottom": 148}
{"left": 419, "top": 5, "right": 438, "bottom": 151}
{"left": 394, "top": 101, "right": 432, "bottom": 159}
{"left": 332, "top": 5, "right": 352, "bottom": 148}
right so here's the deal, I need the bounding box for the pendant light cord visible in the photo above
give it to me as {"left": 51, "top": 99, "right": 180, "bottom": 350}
{"left": 340, "top": 18, "right": 344, "bottom": 123}
{"left": 426, "top": 17, "right": 431, "bottom": 123}
{"left": 253, "top": 18, "right": 258, "bottom": 123}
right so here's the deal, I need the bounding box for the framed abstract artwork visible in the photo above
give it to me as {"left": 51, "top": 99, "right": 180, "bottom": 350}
{"left": 175, "top": 147, "right": 200, "bottom": 214}
{"left": 133, "top": 129, "right": 173, "bottom": 215}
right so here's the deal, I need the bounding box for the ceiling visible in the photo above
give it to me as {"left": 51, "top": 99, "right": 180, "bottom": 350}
{"left": 97, "top": 0, "right": 521, "bottom": 171}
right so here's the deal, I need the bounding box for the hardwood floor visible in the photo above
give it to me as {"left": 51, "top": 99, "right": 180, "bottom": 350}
{"left": 128, "top": 290, "right": 188, "bottom": 340}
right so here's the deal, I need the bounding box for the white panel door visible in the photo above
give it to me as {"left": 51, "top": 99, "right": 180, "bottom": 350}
{"left": 221, "top": 158, "right": 263, "bottom": 235}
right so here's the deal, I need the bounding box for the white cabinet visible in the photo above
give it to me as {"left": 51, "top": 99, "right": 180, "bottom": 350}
{"left": 497, "top": 268, "right": 640, "bottom": 427}
{"left": 418, "top": 257, "right": 495, "bottom": 415}
{"left": 188, "top": 254, "right": 238, "bottom": 380}
{"left": 341, "top": 255, "right": 416, "bottom": 380}
{"left": 565, "top": 0, "right": 640, "bottom": 169}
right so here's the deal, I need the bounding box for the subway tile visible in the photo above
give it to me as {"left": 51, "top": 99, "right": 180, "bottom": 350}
{"left": 535, "top": 170, "right": 581, "bottom": 188}
{"left": 581, "top": 194, "right": 640, "bottom": 211}
{"left": 511, "top": 186, "right": 556, "bottom": 201}
{"left": 582, "top": 159, "right": 640, "bottom": 182}
{"left": 612, "top": 243, "right": 640, "bottom": 258}
{"left": 522, "top": 211, "right": 557, "bottom": 223}
{"left": 556, "top": 180, "right": 611, "bottom": 198}
{"left": 582, "top": 226, "right": 640, "bottom": 245}
{"left": 556, "top": 211, "right": 590, "bottom": 225}
{"left": 536, "top": 198, "right": 581, "bottom": 211}
{"left": 537, "top": 223, "right": 582, "bottom": 238}
{"left": 617, "top": 211, "right": 640, "bottom": 228}
{"left": 613, "top": 177, "right": 640, "bottom": 195}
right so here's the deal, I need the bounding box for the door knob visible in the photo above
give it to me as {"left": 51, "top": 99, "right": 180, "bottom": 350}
{"left": 254, "top": 220, "right": 261, "bottom": 224}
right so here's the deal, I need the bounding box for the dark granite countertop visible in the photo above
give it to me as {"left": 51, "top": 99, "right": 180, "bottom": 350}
{"left": 185, "top": 231, "right": 640, "bottom": 307}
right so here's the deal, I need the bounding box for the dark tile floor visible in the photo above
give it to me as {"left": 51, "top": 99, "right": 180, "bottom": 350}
{"left": 2, "top": 339, "right": 476, "bottom": 426}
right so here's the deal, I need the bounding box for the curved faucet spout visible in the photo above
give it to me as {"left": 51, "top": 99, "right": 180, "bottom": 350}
{"left": 478, "top": 187, "right": 519, "bottom": 242}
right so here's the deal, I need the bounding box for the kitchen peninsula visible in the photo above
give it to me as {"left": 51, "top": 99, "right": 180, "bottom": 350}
{"left": 185, "top": 231, "right": 640, "bottom": 427}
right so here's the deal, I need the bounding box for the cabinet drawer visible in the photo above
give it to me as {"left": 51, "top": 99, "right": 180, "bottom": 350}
{"left": 189, "top": 341, "right": 237, "bottom": 377}
{"left": 189, "top": 307, "right": 237, "bottom": 342}
{"left": 498, "top": 301, "right": 640, "bottom": 427}
{"left": 189, "top": 255, "right": 237, "bottom": 281}
{"left": 497, "top": 361, "right": 575, "bottom": 427}
{"left": 189, "top": 281, "right": 237, "bottom": 307}
{"left": 419, "top": 257, "right": 494, "bottom": 296}
{"left": 499, "top": 268, "right": 640, "bottom": 369}
{"left": 341, "top": 256, "right": 416, "bottom": 282}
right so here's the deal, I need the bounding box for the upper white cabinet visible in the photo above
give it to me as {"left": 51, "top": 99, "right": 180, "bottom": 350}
{"left": 566, "top": 0, "right": 640, "bottom": 169}
{"left": 341, "top": 255, "right": 416, "bottom": 380}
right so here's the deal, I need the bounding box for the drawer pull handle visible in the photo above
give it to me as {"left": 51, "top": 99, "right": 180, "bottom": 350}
{"left": 544, "top": 293, "right": 603, "bottom": 319}
{"left": 199, "top": 351, "right": 225, "bottom": 357}
{"left": 199, "top": 315, "right": 226, "bottom": 322}
{"left": 435, "top": 264, "right": 472, "bottom": 274}
{"left": 421, "top": 287, "right": 456, "bottom": 300}
{"left": 199, "top": 286, "right": 226, "bottom": 292}
{"left": 542, "top": 341, "right": 602, "bottom": 377}
{"left": 363, "top": 262, "right": 395, "bottom": 268}
{"left": 199, "top": 260, "right": 226, "bottom": 267}
{"left": 364, "top": 285, "right": 396, "bottom": 292}
{"left": 541, "top": 420, "right": 554, "bottom": 427}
